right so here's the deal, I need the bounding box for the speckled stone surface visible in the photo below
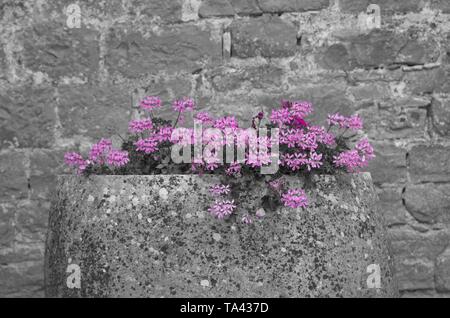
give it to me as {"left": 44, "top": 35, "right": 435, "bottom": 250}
{"left": 45, "top": 173, "right": 398, "bottom": 298}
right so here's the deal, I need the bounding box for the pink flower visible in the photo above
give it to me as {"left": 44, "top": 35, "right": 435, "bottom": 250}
{"left": 268, "top": 178, "right": 285, "bottom": 194}
{"left": 308, "top": 126, "right": 335, "bottom": 146}
{"left": 333, "top": 150, "right": 363, "bottom": 172}
{"left": 173, "top": 98, "right": 195, "bottom": 113}
{"left": 334, "top": 138, "right": 375, "bottom": 172}
{"left": 282, "top": 152, "right": 308, "bottom": 171}
{"left": 307, "top": 152, "right": 323, "bottom": 171}
{"left": 128, "top": 119, "right": 153, "bottom": 133}
{"left": 270, "top": 108, "right": 291, "bottom": 127}
{"left": 64, "top": 152, "right": 85, "bottom": 167}
{"left": 226, "top": 162, "right": 241, "bottom": 176}
{"left": 208, "top": 200, "right": 236, "bottom": 219}
{"left": 281, "top": 189, "right": 308, "bottom": 209}
{"left": 291, "top": 101, "right": 313, "bottom": 119}
{"left": 209, "top": 184, "right": 231, "bottom": 196}
{"left": 135, "top": 137, "right": 159, "bottom": 154}
{"left": 246, "top": 149, "right": 272, "bottom": 168}
{"left": 89, "top": 139, "right": 112, "bottom": 164}
{"left": 213, "top": 116, "right": 239, "bottom": 130}
{"left": 107, "top": 150, "right": 129, "bottom": 168}
{"left": 241, "top": 215, "right": 253, "bottom": 225}
{"left": 195, "top": 112, "right": 213, "bottom": 124}
{"left": 156, "top": 126, "right": 174, "bottom": 142}
{"left": 345, "top": 115, "right": 363, "bottom": 131}
{"left": 328, "top": 113, "right": 363, "bottom": 131}
{"left": 170, "top": 128, "right": 194, "bottom": 146}
{"left": 140, "top": 96, "right": 162, "bottom": 111}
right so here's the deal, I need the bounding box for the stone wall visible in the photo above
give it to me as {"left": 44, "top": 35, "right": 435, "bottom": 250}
{"left": 0, "top": 0, "right": 449, "bottom": 298}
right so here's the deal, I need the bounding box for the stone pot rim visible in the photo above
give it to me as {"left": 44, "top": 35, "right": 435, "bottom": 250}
{"left": 55, "top": 172, "right": 373, "bottom": 179}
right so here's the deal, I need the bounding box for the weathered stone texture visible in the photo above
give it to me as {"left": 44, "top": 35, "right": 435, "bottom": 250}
{"left": 258, "top": 0, "right": 329, "bottom": 12}
{"left": 376, "top": 187, "right": 411, "bottom": 227}
{"left": 431, "top": 0, "right": 450, "bottom": 13}
{"left": 45, "top": 174, "right": 397, "bottom": 298}
{"left": 367, "top": 142, "right": 407, "bottom": 185}
{"left": 229, "top": 16, "right": 298, "bottom": 58}
{"left": 436, "top": 248, "right": 450, "bottom": 292}
{"left": 404, "top": 184, "right": 450, "bottom": 224}
{"left": 321, "top": 30, "right": 440, "bottom": 70}
{"left": 22, "top": 23, "right": 100, "bottom": 80}
{"left": 432, "top": 98, "right": 450, "bottom": 136}
{"left": 0, "top": 151, "right": 28, "bottom": 200}
{"left": 0, "top": 86, "right": 56, "bottom": 149}
{"left": 57, "top": 85, "right": 132, "bottom": 140}
{"left": 390, "top": 229, "right": 450, "bottom": 291}
{"left": 409, "top": 145, "right": 450, "bottom": 183}
{"left": 339, "top": 0, "right": 425, "bottom": 14}
{"left": 106, "top": 24, "right": 222, "bottom": 77}
{"left": 199, "top": 0, "right": 235, "bottom": 17}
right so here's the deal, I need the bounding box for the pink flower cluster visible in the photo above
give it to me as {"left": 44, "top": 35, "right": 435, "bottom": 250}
{"left": 208, "top": 200, "right": 236, "bottom": 220}
{"left": 333, "top": 138, "right": 375, "bottom": 172}
{"left": 135, "top": 137, "right": 159, "bottom": 154}
{"left": 270, "top": 100, "right": 313, "bottom": 127}
{"left": 129, "top": 119, "right": 153, "bottom": 133}
{"left": 89, "top": 139, "right": 112, "bottom": 164}
{"left": 209, "top": 184, "right": 231, "bottom": 196}
{"left": 64, "top": 152, "right": 88, "bottom": 172}
{"left": 281, "top": 189, "right": 309, "bottom": 209}
{"left": 64, "top": 139, "right": 129, "bottom": 172}
{"left": 107, "top": 150, "right": 130, "bottom": 167}
{"left": 140, "top": 96, "right": 162, "bottom": 111}
{"left": 327, "top": 113, "right": 363, "bottom": 131}
{"left": 173, "top": 98, "right": 195, "bottom": 113}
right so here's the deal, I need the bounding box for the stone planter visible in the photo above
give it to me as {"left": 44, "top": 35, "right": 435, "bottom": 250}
{"left": 45, "top": 173, "right": 398, "bottom": 298}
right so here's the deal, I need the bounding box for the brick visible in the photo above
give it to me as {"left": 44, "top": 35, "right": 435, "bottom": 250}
{"left": 231, "top": 0, "right": 262, "bottom": 15}
{"left": 22, "top": 22, "right": 100, "bottom": 80}
{"left": 404, "top": 67, "right": 450, "bottom": 95}
{"left": 207, "top": 64, "right": 284, "bottom": 92}
{"left": 390, "top": 228, "right": 450, "bottom": 291}
{"left": 404, "top": 183, "right": 450, "bottom": 224}
{"left": 199, "top": 0, "right": 235, "bottom": 17}
{"left": 368, "top": 142, "right": 407, "bottom": 185}
{"left": 45, "top": 0, "right": 125, "bottom": 19}
{"left": 319, "top": 44, "right": 353, "bottom": 71}
{"left": 432, "top": 98, "right": 450, "bottom": 137}
{"left": 129, "top": 0, "right": 183, "bottom": 22}
{"left": 57, "top": 85, "right": 132, "bottom": 140}
{"left": 15, "top": 200, "right": 48, "bottom": 244}
{"left": 0, "top": 151, "right": 28, "bottom": 200}
{"left": 29, "top": 149, "right": 66, "bottom": 200}
{"left": 339, "top": 0, "right": 424, "bottom": 14}
{"left": 106, "top": 24, "right": 221, "bottom": 77}
{"left": 409, "top": 145, "right": 450, "bottom": 183}
{"left": 229, "top": 16, "right": 298, "bottom": 58}
{"left": 0, "top": 261, "right": 44, "bottom": 298}
{"left": 323, "top": 30, "right": 439, "bottom": 70}
{"left": 431, "top": 0, "right": 450, "bottom": 13}
{"left": 0, "top": 86, "right": 56, "bottom": 149}
{"left": 361, "top": 106, "right": 427, "bottom": 140}
{"left": 395, "top": 258, "right": 435, "bottom": 291}
{"left": 436, "top": 247, "right": 450, "bottom": 292}
{"left": 0, "top": 44, "right": 6, "bottom": 80}
{"left": 258, "top": 0, "right": 329, "bottom": 13}
{"left": 376, "top": 187, "right": 411, "bottom": 227}
{"left": 0, "top": 202, "right": 15, "bottom": 250}
{"left": 390, "top": 229, "right": 450, "bottom": 260}
{"left": 348, "top": 82, "right": 390, "bottom": 103}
